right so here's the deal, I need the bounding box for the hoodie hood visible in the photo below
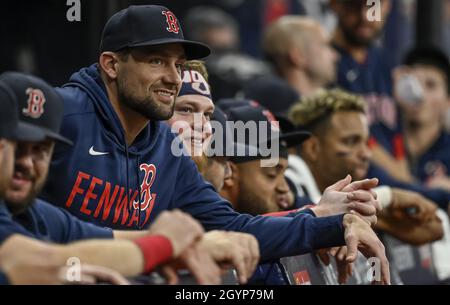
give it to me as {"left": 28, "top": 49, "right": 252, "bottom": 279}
{"left": 63, "top": 64, "right": 161, "bottom": 156}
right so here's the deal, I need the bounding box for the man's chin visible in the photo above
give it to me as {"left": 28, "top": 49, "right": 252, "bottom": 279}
{"left": 4, "top": 198, "right": 32, "bottom": 215}
{"left": 5, "top": 190, "right": 36, "bottom": 213}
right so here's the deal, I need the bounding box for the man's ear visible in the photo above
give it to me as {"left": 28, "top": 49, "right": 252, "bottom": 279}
{"left": 223, "top": 162, "right": 239, "bottom": 189}
{"left": 220, "top": 161, "right": 240, "bottom": 205}
{"left": 287, "top": 47, "right": 306, "bottom": 69}
{"left": 99, "top": 52, "right": 120, "bottom": 80}
{"left": 301, "top": 136, "right": 321, "bottom": 162}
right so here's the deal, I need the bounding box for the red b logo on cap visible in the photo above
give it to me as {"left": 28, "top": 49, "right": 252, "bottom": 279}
{"left": 23, "top": 88, "right": 45, "bottom": 119}
{"left": 162, "top": 10, "right": 179, "bottom": 34}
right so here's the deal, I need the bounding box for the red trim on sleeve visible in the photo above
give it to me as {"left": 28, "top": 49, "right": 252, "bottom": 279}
{"left": 393, "top": 134, "right": 406, "bottom": 160}
{"left": 263, "top": 205, "right": 315, "bottom": 217}
{"left": 133, "top": 235, "right": 173, "bottom": 274}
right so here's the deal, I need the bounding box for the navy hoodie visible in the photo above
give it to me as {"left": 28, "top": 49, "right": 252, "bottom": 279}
{"left": 40, "top": 64, "right": 346, "bottom": 261}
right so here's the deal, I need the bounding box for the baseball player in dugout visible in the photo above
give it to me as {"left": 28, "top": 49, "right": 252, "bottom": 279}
{"left": 0, "top": 72, "right": 254, "bottom": 285}
{"left": 29, "top": 4, "right": 392, "bottom": 284}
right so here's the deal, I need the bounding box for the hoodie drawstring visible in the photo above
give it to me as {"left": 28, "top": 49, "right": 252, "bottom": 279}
{"left": 136, "top": 155, "right": 142, "bottom": 229}
{"left": 125, "top": 144, "right": 131, "bottom": 223}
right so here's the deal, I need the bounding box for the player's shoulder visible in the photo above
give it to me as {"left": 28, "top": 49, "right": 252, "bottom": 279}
{"left": 56, "top": 85, "right": 95, "bottom": 116}
{"left": 33, "top": 198, "right": 67, "bottom": 219}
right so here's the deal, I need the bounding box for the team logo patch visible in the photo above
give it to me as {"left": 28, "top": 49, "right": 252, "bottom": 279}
{"left": 161, "top": 10, "right": 179, "bottom": 34}
{"left": 133, "top": 163, "right": 157, "bottom": 211}
{"left": 23, "top": 88, "right": 46, "bottom": 118}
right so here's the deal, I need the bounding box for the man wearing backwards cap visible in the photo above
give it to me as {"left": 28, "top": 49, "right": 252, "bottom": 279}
{"left": 39, "top": 5, "right": 390, "bottom": 283}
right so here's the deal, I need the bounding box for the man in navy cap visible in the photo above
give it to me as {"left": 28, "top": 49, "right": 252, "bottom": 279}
{"left": 40, "top": 5, "right": 391, "bottom": 284}
{"left": 0, "top": 80, "right": 45, "bottom": 214}
{"left": 0, "top": 72, "right": 229, "bottom": 285}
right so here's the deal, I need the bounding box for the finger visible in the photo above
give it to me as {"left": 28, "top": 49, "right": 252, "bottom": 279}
{"left": 337, "top": 246, "right": 347, "bottom": 262}
{"left": 336, "top": 259, "right": 349, "bottom": 284}
{"left": 240, "top": 244, "right": 253, "bottom": 281}
{"left": 231, "top": 251, "right": 248, "bottom": 284}
{"left": 200, "top": 252, "right": 222, "bottom": 285}
{"left": 329, "top": 247, "right": 340, "bottom": 257}
{"left": 348, "top": 191, "right": 381, "bottom": 212}
{"left": 350, "top": 210, "right": 377, "bottom": 226}
{"left": 380, "top": 255, "right": 391, "bottom": 285}
{"left": 160, "top": 265, "right": 179, "bottom": 285}
{"left": 342, "top": 178, "right": 379, "bottom": 192}
{"left": 345, "top": 233, "right": 358, "bottom": 263}
{"left": 347, "top": 190, "right": 372, "bottom": 202}
{"left": 81, "top": 265, "right": 130, "bottom": 285}
{"left": 348, "top": 201, "right": 377, "bottom": 216}
{"left": 77, "top": 273, "right": 97, "bottom": 285}
{"left": 317, "top": 249, "right": 330, "bottom": 265}
{"left": 325, "top": 175, "right": 352, "bottom": 192}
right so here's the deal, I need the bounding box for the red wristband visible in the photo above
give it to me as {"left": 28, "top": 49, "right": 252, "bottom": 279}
{"left": 133, "top": 235, "right": 173, "bottom": 274}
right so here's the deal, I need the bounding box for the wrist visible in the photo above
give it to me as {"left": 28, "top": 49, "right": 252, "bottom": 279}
{"left": 311, "top": 205, "right": 330, "bottom": 217}
{"left": 134, "top": 235, "right": 173, "bottom": 274}
{"left": 343, "top": 213, "right": 357, "bottom": 228}
{"left": 374, "top": 186, "right": 393, "bottom": 210}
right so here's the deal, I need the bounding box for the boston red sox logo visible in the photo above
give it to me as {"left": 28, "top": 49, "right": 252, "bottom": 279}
{"left": 23, "top": 88, "right": 46, "bottom": 119}
{"left": 161, "top": 10, "right": 179, "bottom": 34}
{"left": 133, "top": 163, "right": 157, "bottom": 211}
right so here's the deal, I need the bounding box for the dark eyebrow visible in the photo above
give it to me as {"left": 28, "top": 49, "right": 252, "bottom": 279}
{"left": 140, "top": 45, "right": 187, "bottom": 60}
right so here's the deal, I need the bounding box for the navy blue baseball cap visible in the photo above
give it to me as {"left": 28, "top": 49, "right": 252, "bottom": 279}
{"left": 100, "top": 5, "right": 211, "bottom": 60}
{"left": 217, "top": 98, "right": 309, "bottom": 147}
{"left": 221, "top": 102, "right": 310, "bottom": 163}
{"left": 0, "top": 81, "right": 45, "bottom": 141}
{"left": 0, "top": 72, "right": 73, "bottom": 146}
{"left": 206, "top": 106, "right": 255, "bottom": 158}
{"left": 243, "top": 76, "right": 300, "bottom": 118}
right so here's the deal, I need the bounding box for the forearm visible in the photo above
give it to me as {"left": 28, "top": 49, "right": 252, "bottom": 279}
{"left": 113, "top": 230, "right": 149, "bottom": 240}
{"left": 375, "top": 216, "right": 444, "bottom": 246}
{"left": 53, "top": 239, "right": 144, "bottom": 277}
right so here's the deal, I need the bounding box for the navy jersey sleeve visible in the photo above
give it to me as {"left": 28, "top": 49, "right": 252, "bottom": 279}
{"left": 0, "top": 204, "right": 35, "bottom": 245}
{"left": 0, "top": 272, "right": 10, "bottom": 285}
{"left": 368, "top": 163, "right": 450, "bottom": 210}
{"left": 33, "top": 200, "right": 113, "bottom": 243}
{"left": 172, "top": 158, "right": 346, "bottom": 262}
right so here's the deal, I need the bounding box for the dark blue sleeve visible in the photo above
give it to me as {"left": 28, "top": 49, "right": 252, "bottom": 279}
{"left": 0, "top": 272, "right": 10, "bottom": 285}
{"left": 172, "top": 157, "right": 346, "bottom": 262}
{"left": 0, "top": 205, "right": 35, "bottom": 245}
{"left": 34, "top": 200, "right": 113, "bottom": 243}
{"left": 368, "top": 163, "right": 450, "bottom": 210}
{"left": 293, "top": 195, "right": 315, "bottom": 209}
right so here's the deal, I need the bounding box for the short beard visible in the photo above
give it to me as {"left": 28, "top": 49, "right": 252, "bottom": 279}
{"left": 6, "top": 181, "right": 45, "bottom": 216}
{"left": 117, "top": 75, "right": 176, "bottom": 121}
{"left": 235, "top": 181, "right": 273, "bottom": 215}
{"left": 340, "top": 21, "right": 382, "bottom": 48}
